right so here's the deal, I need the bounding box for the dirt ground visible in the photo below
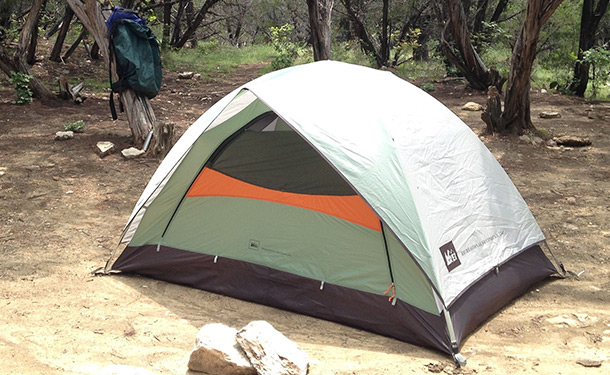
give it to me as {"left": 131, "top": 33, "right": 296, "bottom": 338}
{"left": 0, "top": 50, "right": 609, "bottom": 375}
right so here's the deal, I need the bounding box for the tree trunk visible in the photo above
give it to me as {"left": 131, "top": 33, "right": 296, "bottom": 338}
{"left": 307, "top": 0, "right": 334, "bottom": 61}
{"left": 490, "top": 0, "right": 510, "bottom": 23}
{"left": 472, "top": 0, "right": 489, "bottom": 34}
{"left": 568, "top": 0, "right": 609, "bottom": 96}
{"left": 90, "top": 42, "right": 100, "bottom": 59}
{"left": 441, "top": 0, "right": 503, "bottom": 91}
{"left": 482, "top": 0, "right": 564, "bottom": 135}
{"left": 380, "top": 0, "right": 389, "bottom": 65}
{"left": 62, "top": 27, "right": 86, "bottom": 61}
{"left": 50, "top": 6, "right": 75, "bottom": 62}
{"left": 172, "top": 0, "right": 221, "bottom": 49}
{"left": 171, "top": 0, "right": 185, "bottom": 45}
{"left": 26, "top": 15, "right": 39, "bottom": 65}
{"left": 67, "top": 0, "right": 157, "bottom": 147}
{"left": 162, "top": 0, "right": 172, "bottom": 48}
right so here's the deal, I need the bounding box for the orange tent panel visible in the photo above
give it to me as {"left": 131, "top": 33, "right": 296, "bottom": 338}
{"left": 187, "top": 168, "right": 381, "bottom": 232}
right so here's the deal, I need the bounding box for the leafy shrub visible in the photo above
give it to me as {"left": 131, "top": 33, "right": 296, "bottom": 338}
{"left": 64, "top": 120, "right": 85, "bottom": 133}
{"left": 582, "top": 46, "right": 610, "bottom": 98}
{"left": 270, "top": 24, "right": 301, "bottom": 70}
{"left": 420, "top": 82, "right": 435, "bottom": 92}
{"left": 9, "top": 72, "right": 33, "bottom": 105}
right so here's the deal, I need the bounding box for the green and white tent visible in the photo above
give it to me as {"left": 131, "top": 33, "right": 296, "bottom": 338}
{"left": 109, "top": 61, "right": 558, "bottom": 361}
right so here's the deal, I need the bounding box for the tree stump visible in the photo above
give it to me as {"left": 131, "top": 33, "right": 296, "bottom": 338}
{"left": 481, "top": 86, "right": 503, "bottom": 134}
{"left": 149, "top": 121, "right": 174, "bottom": 158}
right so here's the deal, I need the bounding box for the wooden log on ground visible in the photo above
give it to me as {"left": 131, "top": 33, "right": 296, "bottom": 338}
{"left": 59, "top": 76, "right": 87, "bottom": 103}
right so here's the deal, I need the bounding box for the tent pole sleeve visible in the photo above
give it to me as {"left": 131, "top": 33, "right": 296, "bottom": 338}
{"left": 381, "top": 222, "right": 395, "bottom": 284}
{"left": 380, "top": 222, "right": 398, "bottom": 305}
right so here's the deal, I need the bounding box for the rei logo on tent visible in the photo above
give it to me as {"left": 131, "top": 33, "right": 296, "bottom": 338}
{"left": 440, "top": 241, "right": 461, "bottom": 272}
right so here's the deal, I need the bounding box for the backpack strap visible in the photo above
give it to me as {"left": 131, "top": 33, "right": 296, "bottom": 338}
{"left": 108, "top": 36, "right": 118, "bottom": 120}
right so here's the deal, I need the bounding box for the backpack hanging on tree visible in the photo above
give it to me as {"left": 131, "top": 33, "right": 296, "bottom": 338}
{"left": 105, "top": 7, "right": 162, "bottom": 119}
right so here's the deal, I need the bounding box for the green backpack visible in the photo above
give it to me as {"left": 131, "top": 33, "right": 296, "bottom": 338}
{"left": 107, "top": 8, "right": 162, "bottom": 119}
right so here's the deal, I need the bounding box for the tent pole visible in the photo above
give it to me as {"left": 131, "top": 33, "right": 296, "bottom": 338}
{"left": 380, "top": 222, "right": 396, "bottom": 304}
{"left": 442, "top": 307, "right": 467, "bottom": 367}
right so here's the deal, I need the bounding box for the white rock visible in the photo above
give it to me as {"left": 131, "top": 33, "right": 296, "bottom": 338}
{"left": 96, "top": 141, "right": 115, "bottom": 158}
{"left": 237, "top": 321, "right": 309, "bottom": 375}
{"left": 179, "top": 71, "right": 195, "bottom": 79}
{"left": 546, "top": 315, "right": 580, "bottom": 327}
{"left": 539, "top": 111, "right": 561, "bottom": 119}
{"left": 55, "top": 131, "right": 74, "bottom": 140}
{"left": 563, "top": 223, "right": 579, "bottom": 231}
{"left": 121, "top": 147, "right": 145, "bottom": 159}
{"left": 461, "top": 102, "right": 483, "bottom": 111}
{"left": 519, "top": 134, "right": 543, "bottom": 145}
{"left": 540, "top": 89, "right": 548, "bottom": 94}
{"left": 100, "top": 365, "right": 159, "bottom": 375}
{"left": 0, "top": 167, "right": 6, "bottom": 177}
{"left": 188, "top": 323, "right": 256, "bottom": 375}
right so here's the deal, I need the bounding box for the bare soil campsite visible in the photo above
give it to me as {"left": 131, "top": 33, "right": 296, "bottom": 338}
{"left": 1, "top": 57, "right": 609, "bottom": 374}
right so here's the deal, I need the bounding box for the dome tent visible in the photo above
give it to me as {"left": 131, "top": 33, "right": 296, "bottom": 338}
{"left": 108, "top": 61, "right": 558, "bottom": 363}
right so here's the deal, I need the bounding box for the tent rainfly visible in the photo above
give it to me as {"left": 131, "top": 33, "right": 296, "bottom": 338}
{"left": 107, "top": 61, "right": 558, "bottom": 364}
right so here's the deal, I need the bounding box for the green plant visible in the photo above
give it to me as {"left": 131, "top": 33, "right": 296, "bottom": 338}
{"left": 9, "top": 72, "right": 33, "bottom": 104}
{"left": 390, "top": 28, "right": 421, "bottom": 66}
{"left": 536, "top": 128, "right": 553, "bottom": 140}
{"left": 420, "top": 82, "right": 435, "bottom": 92}
{"left": 64, "top": 120, "right": 85, "bottom": 133}
{"left": 270, "top": 24, "right": 301, "bottom": 70}
{"left": 582, "top": 46, "right": 610, "bottom": 98}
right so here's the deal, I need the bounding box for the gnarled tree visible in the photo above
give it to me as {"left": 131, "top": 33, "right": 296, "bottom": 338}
{"left": 441, "top": 0, "right": 504, "bottom": 91}
{"left": 482, "top": 0, "right": 564, "bottom": 135}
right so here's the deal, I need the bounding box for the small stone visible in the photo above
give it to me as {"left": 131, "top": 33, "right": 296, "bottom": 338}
{"left": 576, "top": 359, "right": 602, "bottom": 368}
{"left": 519, "top": 135, "right": 531, "bottom": 143}
{"left": 193, "top": 73, "right": 202, "bottom": 80}
{"left": 96, "top": 141, "right": 115, "bottom": 158}
{"left": 539, "top": 111, "right": 561, "bottom": 119}
{"left": 519, "top": 134, "right": 543, "bottom": 145}
{"left": 425, "top": 362, "right": 445, "bottom": 373}
{"left": 179, "top": 71, "right": 194, "bottom": 79}
{"left": 0, "top": 167, "right": 6, "bottom": 177}
{"left": 566, "top": 197, "right": 577, "bottom": 205}
{"left": 188, "top": 323, "right": 256, "bottom": 375}
{"left": 52, "top": 176, "right": 60, "bottom": 181}
{"left": 563, "top": 223, "right": 579, "bottom": 231}
{"left": 540, "top": 89, "right": 548, "bottom": 94}
{"left": 121, "top": 147, "right": 145, "bottom": 159}
{"left": 462, "top": 102, "right": 483, "bottom": 111}
{"left": 546, "top": 315, "right": 579, "bottom": 327}
{"left": 66, "top": 190, "right": 74, "bottom": 195}
{"left": 546, "top": 139, "right": 557, "bottom": 147}
{"left": 55, "top": 131, "right": 74, "bottom": 140}
{"left": 237, "top": 321, "right": 309, "bottom": 375}
{"left": 554, "top": 135, "right": 592, "bottom": 147}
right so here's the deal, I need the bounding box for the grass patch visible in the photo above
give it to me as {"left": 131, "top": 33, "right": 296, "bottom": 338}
{"left": 162, "top": 41, "right": 275, "bottom": 78}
